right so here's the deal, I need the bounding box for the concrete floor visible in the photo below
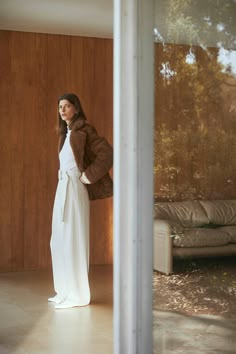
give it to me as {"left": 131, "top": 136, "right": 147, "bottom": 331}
{"left": 0, "top": 265, "right": 235, "bottom": 354}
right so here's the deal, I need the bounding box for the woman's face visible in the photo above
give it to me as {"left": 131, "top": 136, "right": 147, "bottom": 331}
{"left": 58, "top": 99, "right": 77, "bottom": 124}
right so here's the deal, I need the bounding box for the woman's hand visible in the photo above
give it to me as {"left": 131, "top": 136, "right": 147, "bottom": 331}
{"left": 80, "top": 172, "right": 91, "bottom": 184}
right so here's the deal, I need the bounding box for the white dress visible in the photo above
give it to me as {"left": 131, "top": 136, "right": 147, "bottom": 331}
{"left": 50, "top": 129, "right": 90, "bottom": 307}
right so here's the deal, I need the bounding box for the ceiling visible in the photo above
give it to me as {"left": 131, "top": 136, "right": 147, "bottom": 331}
{"left": 0, "top": 0, "right": 235, "bottom": 49}
{"left": 0, "top": 0, "right": 113, "bottom": 38}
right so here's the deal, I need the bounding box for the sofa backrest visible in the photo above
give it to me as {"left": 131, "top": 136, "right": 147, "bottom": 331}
{"left": 154, "top": 201, "right": 209, "bottom": 228}
{"left": 154, "top": 200, "right": 236, "bottom": 227}
{"left": 199, "top": 200, "right": 236, "bottom": 225}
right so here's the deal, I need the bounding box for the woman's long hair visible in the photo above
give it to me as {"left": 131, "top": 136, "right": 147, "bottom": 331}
{"left": 57, "top": 93, "right": 87, "bottom": 134}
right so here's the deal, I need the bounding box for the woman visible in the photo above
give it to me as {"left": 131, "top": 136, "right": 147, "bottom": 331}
{"left": 49, "top": 93, "right": 113, "bottom": 309}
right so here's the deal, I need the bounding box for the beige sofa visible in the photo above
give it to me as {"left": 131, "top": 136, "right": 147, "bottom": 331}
{"left": 153, "top": 200, "right": 236, "bottom": 274}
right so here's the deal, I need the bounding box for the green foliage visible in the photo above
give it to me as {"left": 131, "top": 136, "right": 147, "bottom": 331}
{"left": 161, "top": 0, "right": 236, "bottom": 49}
{"left": 154, "top": 122, "right": 236, "bottom": 201}
{"left": 154, "top": 45, "right": 236, "bottom": 201}
{"left": 154, "top": 0, "right": 236, "bottom": 201}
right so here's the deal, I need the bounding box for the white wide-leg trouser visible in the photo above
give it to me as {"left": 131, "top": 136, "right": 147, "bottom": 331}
{"left": 50, "top": 169, "right": 90, "bottom": 306}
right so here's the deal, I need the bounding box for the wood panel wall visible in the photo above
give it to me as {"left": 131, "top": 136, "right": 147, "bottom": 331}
{"left": 0, "top": 30, "right": 113, "bottom": 272}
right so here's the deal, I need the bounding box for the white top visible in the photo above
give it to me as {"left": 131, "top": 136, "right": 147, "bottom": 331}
{"left": 59, "top": 130, "right": 77, "bottom": 172}
{"left": 59, "top": 129, "right": 91, "bottom": 184}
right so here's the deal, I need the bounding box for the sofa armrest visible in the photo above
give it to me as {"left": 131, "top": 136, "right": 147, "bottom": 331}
{"left": 153, "top": 219, "right": 173, "bottom": 275}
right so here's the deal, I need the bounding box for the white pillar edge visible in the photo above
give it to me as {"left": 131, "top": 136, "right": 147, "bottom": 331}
{"left": 113, "top": 0, "right": 155, "bottom": 353}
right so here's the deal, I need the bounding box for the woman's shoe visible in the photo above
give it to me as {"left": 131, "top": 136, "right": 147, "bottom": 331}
{"left": 55, "top": 299, "right": 89, "bottom": 309}
{"left": 48, "top": 294, "right": 65, "bottom": 304}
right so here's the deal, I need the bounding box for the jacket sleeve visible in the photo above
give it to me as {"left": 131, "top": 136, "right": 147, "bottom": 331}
{"left": 83, "top": 125, "right": 113, "bottom": 184}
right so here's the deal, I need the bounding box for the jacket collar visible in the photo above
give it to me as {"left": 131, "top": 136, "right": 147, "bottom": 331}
{"left": 69, "top": 118, "right": 86, "bottom": 131}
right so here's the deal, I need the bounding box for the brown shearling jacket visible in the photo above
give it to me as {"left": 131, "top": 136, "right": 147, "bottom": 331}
{"left": 58, "top": 119, "right": 113, "bottom": 200}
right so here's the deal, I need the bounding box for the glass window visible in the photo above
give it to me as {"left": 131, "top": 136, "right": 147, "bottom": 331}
{"left": 153, "top": 1, "right": 236, "bottom": 352}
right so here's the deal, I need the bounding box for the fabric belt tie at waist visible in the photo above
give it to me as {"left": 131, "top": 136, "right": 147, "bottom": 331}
{"left": 58, "top": 169, "right": 82, "bottom": 222}
{"left": 59, "top": 169, "right": 81, "bottom": 222}
{"left": 58, "top": 170, "right": 69, "bottom": 222}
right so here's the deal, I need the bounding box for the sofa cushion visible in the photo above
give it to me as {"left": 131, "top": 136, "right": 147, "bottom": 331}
{"left": 168, "top": 221, "right": 185, "bottom": 236}
{"left": 199, "top": 200, "right": 236, "bottom": 225}
{"left": 217, "top": 226, "right": 236, "bottom": 243}
{"left": 173, "top": 228, "right": 231, "bottom": 248}
{"left": 154, "top": 201, "right": 209, "bottom": 228}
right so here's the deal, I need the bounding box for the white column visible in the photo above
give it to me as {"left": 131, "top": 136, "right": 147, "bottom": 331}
{"left": 113, "top": 0, "right": 154, "bottom": 353}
